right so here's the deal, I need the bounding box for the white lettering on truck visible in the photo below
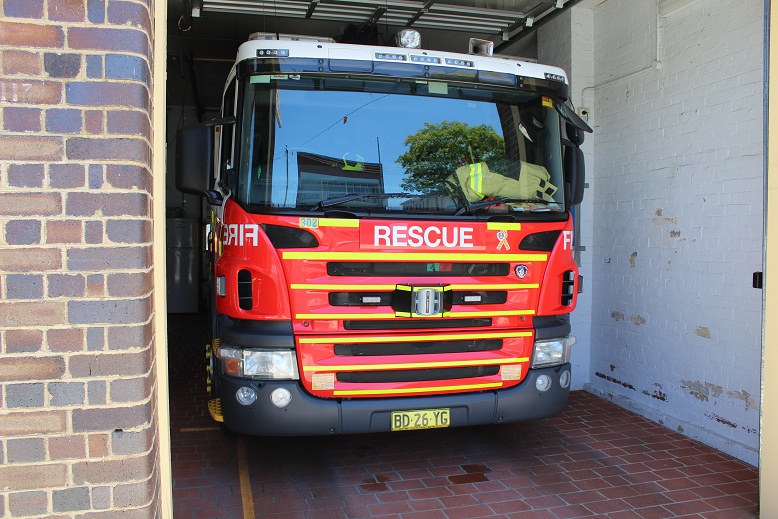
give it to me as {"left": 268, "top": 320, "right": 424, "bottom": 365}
{"left": 563, "top": 230, "right": 573, "bottom": 250}
{"left": 222, "top": 224, "right": 260, "bottom": 247}
{"left": 373, "top": 225, "right": 474, "bottom": 248}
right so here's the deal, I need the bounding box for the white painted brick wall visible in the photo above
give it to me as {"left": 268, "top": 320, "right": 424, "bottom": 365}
{"left": 580, "top": 0, "right": 763, "bottom": 464}
{"left": 538, "top": 8, "right": 595, "bottom": 391}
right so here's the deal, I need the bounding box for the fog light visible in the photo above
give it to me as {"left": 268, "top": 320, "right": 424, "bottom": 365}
{"left": 536, "top": 374, "right": 552, "bottom": 392}
{"left": 560, "top": 370, "right": 571, "bottom": 389}
{"left": 270, "top": 388, "right": 292, "bottom": 408}
{"left": 236, "top": 386, "right": 257, "bottom": 405}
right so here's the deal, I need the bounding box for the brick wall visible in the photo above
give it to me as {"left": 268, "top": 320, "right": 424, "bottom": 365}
{"left": 581, "top": 0, "right": 763, "bottom": 464}
{"left": 0, "top": 0, "right": 165, "bottom": 516}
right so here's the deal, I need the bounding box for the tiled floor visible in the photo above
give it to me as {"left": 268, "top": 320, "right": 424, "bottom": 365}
{"left": 168, "top": 314, "right": 759, "bottom": 518}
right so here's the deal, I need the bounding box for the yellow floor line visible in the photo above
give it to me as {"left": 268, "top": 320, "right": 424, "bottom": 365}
{"left": 236, "top": 436, "right": 255, "bottom": 519}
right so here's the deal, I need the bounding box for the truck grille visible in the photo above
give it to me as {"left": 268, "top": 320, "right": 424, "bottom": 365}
{"left": 277, "top": 218, "right": 551, "bottom": 398}
{"left": 337, "top": 366, "right": 500, "bottom": 383}
{"left": 296, "top": 331, "right": 532, "bottom": 398}
{"left": 334, "top": 338, "right": 502, "bottom": 356}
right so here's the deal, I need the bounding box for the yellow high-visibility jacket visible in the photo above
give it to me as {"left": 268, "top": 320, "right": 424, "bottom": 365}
{"left": 447, "top": 161, "right": 557, "bottom": 203}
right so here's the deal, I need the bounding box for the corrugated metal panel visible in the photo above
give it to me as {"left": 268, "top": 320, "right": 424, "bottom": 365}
{"left": 200, "top": 0, "right": 561, "bottom": 35}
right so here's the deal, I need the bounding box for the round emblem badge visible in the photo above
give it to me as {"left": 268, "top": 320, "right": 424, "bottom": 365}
{"left": 514, "top": 265, "right": 528, "bottom": 279}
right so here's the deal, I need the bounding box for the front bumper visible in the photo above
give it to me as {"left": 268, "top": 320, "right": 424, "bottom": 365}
{"left": 215, "top": 363, "right": 571, "bottom": 435}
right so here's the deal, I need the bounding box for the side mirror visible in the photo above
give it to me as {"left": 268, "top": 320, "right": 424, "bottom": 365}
{"left": 564, "top": 145, "right": 585, "bottom": 207}
{"left": 566, "top": 123, "right": 585, "bottom": 146}
{"left": 175, "top": 124, "right": 214, "bottom": 196}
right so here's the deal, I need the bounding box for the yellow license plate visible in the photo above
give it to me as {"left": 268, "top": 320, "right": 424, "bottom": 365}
{"left": 391, "top": 408, "right": 450, "bottom": 431}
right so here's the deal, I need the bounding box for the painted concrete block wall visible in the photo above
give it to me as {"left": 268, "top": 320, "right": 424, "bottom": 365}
{"left": 583, "top": 0, "right": 763, "bottom": 464}
{"left": 537, "top": 8, "right": 595, "bottom": 391}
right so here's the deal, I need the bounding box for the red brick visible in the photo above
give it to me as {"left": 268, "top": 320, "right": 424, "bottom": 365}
{"left": 0, "top": 301, "right": 67, "bottom": 327}
{"left": 0, "top": 410, "right": 67, "bottom": 435}
{"left": 89, "top": 433, "right": 110, "bottom": 457}
{"left": 0, "top": 356, "right": 65, "bottom": 381}
{"left": 48, "top": 435, "right": 87, "bottom": 460}
{"left": 0, "top": 247, "right": 61, "bottom": 271}
{"left": 46, "top": 219, "right": 82, "bottom": 243}
{"left": 48, "top": 0, "right": 86, "bottom": 22}
{"left": 0, "top": 193, "right": 60, "bottom": 216}
{"left": 0, "top": 464, "right": 67, "bottom": 491}
{"left": 1, "top": 50, "right": 42, "bottom": 75}
{"left": 85, "top": 110, "right": 104, "bottom": 133}
{"left": 4, "top": 329, "right": 44, "bottom": 353}
{"left": 0, "top": 79, "right": 62, "bottom": 104}
{"left": 47, "top": 328, "right": 85, "bottom": 352}
{"left": 3, "top": 106, "right": 42, "bottom": 132}
{"left": 0, "top": 21, "right": 64, "bottom": 48}
{"left": 86, "top": 274, "right": 105, "bottom": 298}
{"left": 107, "top": 271, "right": 152, "bottom": 297}
{"left": 0, "top": 135, "right": 62, "bottom": 161}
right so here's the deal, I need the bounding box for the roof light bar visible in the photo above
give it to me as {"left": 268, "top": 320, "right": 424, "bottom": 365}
{"left": 249, "top": 32, "right": 335, "bottom": 42}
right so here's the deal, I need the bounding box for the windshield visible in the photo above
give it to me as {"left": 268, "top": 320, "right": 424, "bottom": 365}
{"left": 236, "top": 74, "right": 564, "bottom": 216}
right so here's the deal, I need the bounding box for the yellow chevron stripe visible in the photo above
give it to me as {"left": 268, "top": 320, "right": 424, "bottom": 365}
{"left": 448, "top": 283, "right": 538, "bottom": 290}
{"left": 486, "top": 222, "right": 522, "bottom": 231}
{"left": 297, "top": 331, "right": 532, "bottom": 344}
{"left": 448, "top": 310, "right": 535, "bottom": 317}
{"left": 317, "top": 218, "right": 360, "bottom": 227}
{"left": 334, "top": 382, "right": 502, "bottom": 396}
{"left": 295, "top": 313, "right": 397, "bottom": 320}
{"left": 304, "top": 357, "right": 530, "bottom": 372}
{"left": 281, "top": 251, "right": 548, "bottom": 262}
{"left": 290, "top": 284, "right": 394, "bottom": 291}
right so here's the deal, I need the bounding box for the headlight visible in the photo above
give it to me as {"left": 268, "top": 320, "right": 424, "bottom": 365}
{"left": 532, "top": 336, "right": 575, "bottom": 368}
{"left": 217, "top": 347, "right": 299, "bottom": 380}
{"left": 244, "top": 350, "right": 299, "bottom": 379}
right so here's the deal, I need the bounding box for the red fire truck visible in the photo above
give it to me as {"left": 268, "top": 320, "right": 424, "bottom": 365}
{"left": 175, "top": 29, "right": 590, "bottom": 435}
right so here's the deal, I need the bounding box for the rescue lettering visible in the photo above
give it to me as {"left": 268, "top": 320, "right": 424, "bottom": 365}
{"left": 222, "top": 224, "right": 260, "bottom": 247}
{"left": 373, "top": 225, "right": 474, "bottom": 248}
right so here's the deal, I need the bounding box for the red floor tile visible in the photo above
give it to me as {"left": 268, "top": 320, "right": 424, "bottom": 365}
{"left": 168, "top": 314, "right": 759, "bottom": 519}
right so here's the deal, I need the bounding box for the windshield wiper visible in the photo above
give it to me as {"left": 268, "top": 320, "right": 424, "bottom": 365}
{"left": 454, "top": 197, "right": 550, "bottom": 216}
{"left": 311, "top": 192, "right": 412, "bottom": 210}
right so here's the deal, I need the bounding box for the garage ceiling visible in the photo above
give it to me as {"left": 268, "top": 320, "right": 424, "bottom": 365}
{"left": 196, "top": 0, "right": 550, "bottom": 34}
{"left": 167, "top": 0, "right": 576, "bottom": 116}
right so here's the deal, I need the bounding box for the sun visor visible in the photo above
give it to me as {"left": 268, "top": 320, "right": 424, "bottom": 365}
{"left": 553, "top": 99, "right": 592, "bottom": 133}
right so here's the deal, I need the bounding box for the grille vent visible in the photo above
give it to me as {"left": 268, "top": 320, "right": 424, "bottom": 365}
{"left": 237, "top": 269, "right": 253, "bottom": 310}
{"left": 561, "top": 270, "right": 575, "bottom": 306}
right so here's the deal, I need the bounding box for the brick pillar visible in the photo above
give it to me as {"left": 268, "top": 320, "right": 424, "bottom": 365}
{"left": 0, "top": 0, "right": 166, "bottom": 516}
